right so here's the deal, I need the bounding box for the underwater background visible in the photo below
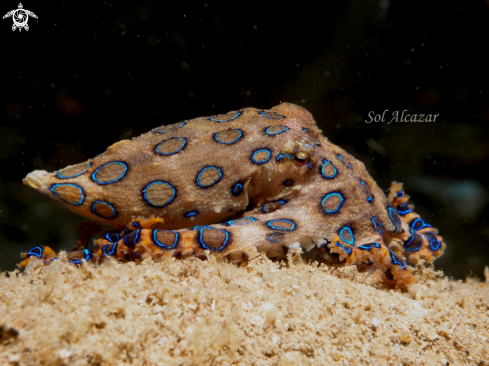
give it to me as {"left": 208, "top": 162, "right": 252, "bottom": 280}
{"left": 1, "top": 1, "right": 488, "bottom": 279}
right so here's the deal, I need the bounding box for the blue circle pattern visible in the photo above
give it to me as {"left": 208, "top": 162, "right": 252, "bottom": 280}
{"left": 50, "top": 183, "right": 85, "bottom": 206}
{"left": 196, "top": 166, "right": 223, "bottom": 188}
{"left": 211, "top": 111, "right": 242, "bottom": 122}
{"left": 265, "top": 126, "right": 289, "bottom": 135}
{"left": 232, "top": 182, "right": 243, "bottom": 196}
{"left": 266, "top": 219, "right": 295, "bottom": 232}
{"left": 269, "top": 233, "right": 284, "bottom": 243}
{"left": 411, "top": 218, "right": 431, "bottom": 231}
{"left": 142, "top": 181, "right": 176, "bottom": 207}
{"left": 214, "top": 129, "right": 243, "bottom": 144}
{"left": 92, "top": 161, "right": 128, "bottom": 185}
{"left": 153, "top": 229, "right": 179, "bottom": 249}
{"left": 91, "top": 200, "right": 117, "bottom": 219}
{"left": 321, "top": 192, "right": 344, "bottom": 214}
{"left": 339, "top": 227, "right": 354, "bottom": 245}
{"left": 252, "top": 149, "right": 271, "bottom": 164}
{"left": 194, "top": 226, "right": 230, "bottom": 250}
{"left": 258, "top": 111, "right": 285, "bottom": 119}
{"left": 27, "top": 247, "right": 43, "bottom": 258}
{"left": 320, "top": 159, "right": 337, "bottom": 179}
{"left": 155, "top": 137, "right": 187, "bottom": 156}
{"left": 57, "top": 162, "right": 91, "bottom": 179}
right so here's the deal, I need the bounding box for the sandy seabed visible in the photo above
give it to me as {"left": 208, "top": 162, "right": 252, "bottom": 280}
{"left": 0, "top": 253, "right": 488, "bottom": 366}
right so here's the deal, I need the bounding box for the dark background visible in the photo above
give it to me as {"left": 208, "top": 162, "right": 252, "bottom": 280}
{"left": 1, "top": 1, "right": 488, "bottom": 279}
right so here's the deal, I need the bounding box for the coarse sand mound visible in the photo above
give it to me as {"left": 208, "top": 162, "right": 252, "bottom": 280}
{"left": 0, "top": 253, "right": 488, "bottom": 365}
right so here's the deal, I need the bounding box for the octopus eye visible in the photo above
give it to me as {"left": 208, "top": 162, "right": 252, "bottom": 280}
{"left": 294, "top": 152, "right": 309, "bottom": 165}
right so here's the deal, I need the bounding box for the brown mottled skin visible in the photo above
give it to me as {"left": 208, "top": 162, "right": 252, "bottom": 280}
{"left": 22, "top": 103, "right": 445, "bottom": 287}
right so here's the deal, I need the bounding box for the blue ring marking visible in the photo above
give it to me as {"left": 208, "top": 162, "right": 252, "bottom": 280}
{"left": 396, "top": 190, "right": 404, "bottom": 198}
{"left": 371, "top": 216, "right": 385, "bottom": 233}
{"left": 69, "top": 249, "right": 91, "bottom": 264}
{"left": 132, "top": 221, "right": 140, "bottom": 228}
{"left": 186, "top": 211, "right": 198, "bottom": 217}
{"left": 385, "top": 270, "right": 394, "bottom": 280}
{"left": 155, "top": 121, "right": 185, "bottom": 134}
{"left": 339, "top": 227, "right": 354, "bottom": 245}
{"left": 335, "top": 242, "right": 352, "bottom": 255}
{"left": 266, "top": 219, "right": 295, "bottom": 232}
{"left": 269, "top": 233, "right": 284, "bottom": 243}
{"left": 143, "top": 181, "right": 176, "bottom": 207}
{"left": 389, "top": 250, "right": 406, "bottom": 269}
{"left": 404, "top": 229, "right": 422, "bottom": 252}
{"left": 283, "top": 179, "right": 294, "bottom": 186}
{"left": 123, "top": 229, "right": 140, "bottom": 247}
{"left": 411, "top": 218, "right": 431, "bottom": 231}
{"left": 103, "top": 243, "right": 118, "bottom": 257}
{"left": 337, "top": 155, "right": 352, "bottom": 169}
{"left": 225, "top": 217, "right": 257, "bottom": 226}
{"left": 424, "top": 232, "right": 442, "bottom": 251}
{"left": 155, "top": 137, "right": 187, "bottom": 156}
{"left": 197, "top": 226, "right": 230, "bottom": 251}
{"left": 57, "top": 162, "right": 91, "bottom": 179}
{"left": 210, "top": 111, "right": 242, "bottom": 122}
{"left": 388, "top": 207, "right": 402, "bottom": 233}
{"left": 320, "top": 159, "right": 337, "bottom": 179}
{"left": 258, "top": 111, "right": 285, "bottom": 119}
{"left": 302, "top": 128, "right": 309, "bottom": 132}
{"left": 50, "top": 183, "right": 85, "bottom": 206}
{"left": 27, "top": 247, "right": 43, "bottom": 258}
{"left": 361, "top": 181, "right": 373, "bottom": 202}
{"left": 153, "top": 229, "right": 179, "bottom": 249}
{"left": 104, "top": 232, "right": 120, "bottom": 243}
{"left": 91, "top": 201, "right": 117, "bottom": 219}
{"left": 321, "top": 192, "right": 344, "bottom": 214}
{"left": 358, "top": 242, "right": 381, "bottom": 251}
{"left": 214, "top": 129, "right": 243, "bottom": 144}
{"left": 252, "top": 149, "right": 271, "bottom": 164}
{"left": 196, "top": 166, "right": 223, "bottom": 188}
{"left": 232, "top": 182, "right": 243, "bottom": 196}
{"left": 265, "top": 125, "right": 289, "bottom": 135}
{"left": 398, "top": 203, "right": 412, "bottom": 216}
{"left": 92, "top": 161, "right": 128, "bottom": 185}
